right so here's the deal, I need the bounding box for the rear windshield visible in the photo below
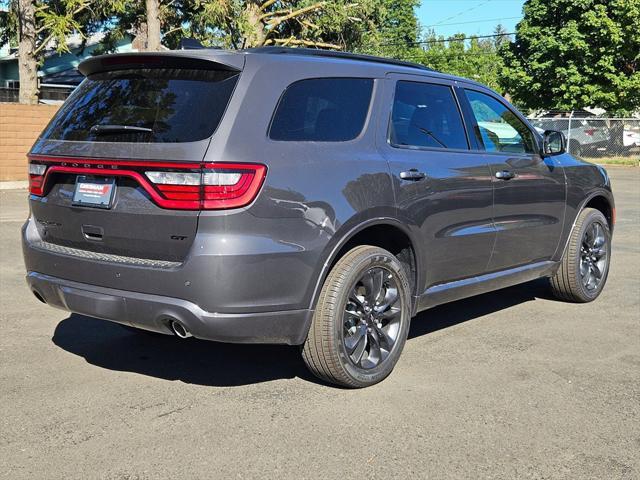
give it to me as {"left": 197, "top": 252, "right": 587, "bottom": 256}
{"left": 41, "top": 68, "right": 239, "bottom": 143}
{"left": 269, "top": 78, "right": 373, "bottom": 142}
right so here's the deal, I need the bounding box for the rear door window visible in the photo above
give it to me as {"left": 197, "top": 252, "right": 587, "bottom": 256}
{"left": 269, "top": 78, "right": 373, "bottom": 141}
{"left": 390, "top": 81, "right": 469, "bottom": 150}
{"left": 41, "top": 68, "right": 239, "bottom": 143}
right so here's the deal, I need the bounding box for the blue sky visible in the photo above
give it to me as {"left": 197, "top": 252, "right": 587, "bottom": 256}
{"left": 417, "top": 0, "right": 526, "bottom": 38}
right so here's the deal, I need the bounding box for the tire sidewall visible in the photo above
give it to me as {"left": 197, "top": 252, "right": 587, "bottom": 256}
{"left": 332, "top": 250, "right": 411, "bottom": 386}
{"left": 570, "top": 141, "right": 583, "bottom": 157}
{"left": 573, "top": 210, "right": 611, "bottom": 301}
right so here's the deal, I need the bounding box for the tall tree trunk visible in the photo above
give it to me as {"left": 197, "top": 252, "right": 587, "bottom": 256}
{"left": 244, "top": 2, "right": 267, "bottom": 47}
{"left": 145, "top": 0, "right": 162, "bottom": 51}
{"left": 17, "top": 0, "right": 38, "bottom": 104}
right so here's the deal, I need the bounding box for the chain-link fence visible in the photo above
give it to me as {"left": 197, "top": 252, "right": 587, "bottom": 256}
{"left": 528, "top": 115, "right": 640, "bottom": 161}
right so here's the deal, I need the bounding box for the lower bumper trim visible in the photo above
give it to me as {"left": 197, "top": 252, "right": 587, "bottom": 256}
{"left": 27, "top": 272, "right": 313, "bottom": 345}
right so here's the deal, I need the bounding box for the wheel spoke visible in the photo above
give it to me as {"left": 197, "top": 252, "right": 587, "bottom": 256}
{"left": 349, "top": 292, "right": 366, "bottom": 310}
{"left": 376, "top": 285, "right": 398, "bottom": 311}
{"left": 374, "top": 323, "right": 395, "bottom": 350}
{"left": 345, "top": 302, "right": 362, "bottom": 319}
{"left": 583, "top": 225, "right": 594, "bottom": 249}
{"left": 592, "top": 247, "right": 606, "bottom": 259}
{"left": 344, "top": 324, "right": 366, "bottom": 352}
{"left": 593, "top": 223, "right": 605, "bottom": 249}
{"left": 349, "top": 329, "right": 368, "bottom": 364}
{"left": 379, "top": 306, "right": 401, "bottom": 321}
{"left": 367, "top": 329, "right": 384, "bottom": 366}
{"left": 580, "top": 259, "right": 589, "bottom": 277}
{"left": 361, "top": 269, "right": 385, "bottom": 304}
{"left": 591, "top": 263, "right": 603, "bottom": 279}
{"left": 589, "top": 224, "right": 598, "bottom": 248}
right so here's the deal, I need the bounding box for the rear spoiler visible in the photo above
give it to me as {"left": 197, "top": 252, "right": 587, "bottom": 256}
{"left": 79, "top": 51, "right": 244, "bottom": 77}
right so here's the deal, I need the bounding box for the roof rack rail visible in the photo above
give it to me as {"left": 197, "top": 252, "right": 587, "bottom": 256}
{"left": 245, "top": 47, "right": 433, "bottom": 72}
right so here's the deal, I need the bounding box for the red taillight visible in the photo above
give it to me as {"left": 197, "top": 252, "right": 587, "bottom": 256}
{"left": 584, "top": 129, "right": 596, "bottom": 136}
{"left": 28, "top": 162, "right": 47, "bottom": 196}
{"left": 202, "top": 163, "right": 267, "bottom": 210}
{"left": 27, "top": 155, "right": 267, "bottom": 210}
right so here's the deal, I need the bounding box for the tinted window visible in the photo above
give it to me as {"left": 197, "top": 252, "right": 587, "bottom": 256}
{"left": 390, "top": 81, "right": 468, "bottom": 150}
{"left": 41, "top": 68, "right": 239, "bottom": 143}
{"left": 269, "top": 78, "right": 373, "bottom": 141}
{"left": 465, "top": 90, "right": 536, "bottom": 154}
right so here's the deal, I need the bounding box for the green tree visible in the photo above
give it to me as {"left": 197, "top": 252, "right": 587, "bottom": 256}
{"left": 1, "top": 0, "right": 125, "bottom": 104}
{"left": 99, "top": 0, "right": 390, "bottom": 51}
{"left": 98, "top": 0, "right": 419, "bottom": 54}
{"left": 415, "top": 32, "right": 505, "bottom": 91}
{"left": 373, "top": 0, "right": 421, "bottom": 60}
{"left": 499, "top": 0, "right": 640, "bottom": 115}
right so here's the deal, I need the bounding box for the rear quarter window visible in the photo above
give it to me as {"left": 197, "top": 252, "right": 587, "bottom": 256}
{"left": 41, "top": 68, "right": 239, "bottom": 143}
{"left": 269, "top": 78, "right": 373, "bottom": 142}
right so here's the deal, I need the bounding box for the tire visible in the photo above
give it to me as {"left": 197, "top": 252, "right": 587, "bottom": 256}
{"left": 550, "top": 208, "right": 611, "bottom": 303}
{"left": 569, "top": 140, "right": 583, "bottom": 157}
{"left": 302, "top": 245, "right": 412, "bottom": 388}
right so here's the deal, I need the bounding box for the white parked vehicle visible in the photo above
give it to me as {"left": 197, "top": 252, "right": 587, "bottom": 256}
{"left": 530, "top": 118, "right": 609, "bottom": 156}
{"left": 623, "top": 129, "right": 640, "bottom": 147}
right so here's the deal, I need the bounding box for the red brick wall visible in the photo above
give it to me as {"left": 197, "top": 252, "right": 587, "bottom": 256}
{"left": 0, "top": 103, "right": 59, "bottom": 181}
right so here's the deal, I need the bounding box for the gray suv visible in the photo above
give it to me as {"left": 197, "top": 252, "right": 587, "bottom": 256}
{"left": 22, "top": 48, "right": 614, "bottom": 387}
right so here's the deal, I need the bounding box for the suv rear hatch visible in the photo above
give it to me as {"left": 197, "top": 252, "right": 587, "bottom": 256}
{"left": 27, "top": 52, "right": 263, "bottom": 263}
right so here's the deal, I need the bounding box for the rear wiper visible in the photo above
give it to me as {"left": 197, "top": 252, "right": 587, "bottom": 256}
{"left": 90, "top": 124, "right": 153, "bottom": 135}
{"left": 418, "top": 127, "right": 448, "bottom": 148}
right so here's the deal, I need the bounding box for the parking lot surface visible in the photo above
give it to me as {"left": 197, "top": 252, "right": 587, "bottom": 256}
{"left": 1, "top": 167, "right": 638, "bottom": 479}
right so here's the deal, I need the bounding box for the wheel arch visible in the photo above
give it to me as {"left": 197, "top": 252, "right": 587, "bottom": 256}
{"left": 308, "top": 219, "right": 423, "bottom": 314}
{"left": 556, "top": 190, "right": 615, "bottom": 262}
{"left": 584, "top": 194, "right": 614, "bottom": 231}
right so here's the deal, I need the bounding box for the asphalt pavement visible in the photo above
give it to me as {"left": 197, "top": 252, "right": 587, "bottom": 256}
{"left": 1, "top": 167, "right": 638, "bottom": 479}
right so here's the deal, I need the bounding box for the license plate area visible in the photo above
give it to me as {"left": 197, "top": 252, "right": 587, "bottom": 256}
{"left": 73, "top": 176, "right": 116, "bottom": 209}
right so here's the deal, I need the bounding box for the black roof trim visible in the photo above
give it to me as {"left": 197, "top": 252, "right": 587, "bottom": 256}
{"left": 245, "top": 47, "right": 433, "bottom": 72}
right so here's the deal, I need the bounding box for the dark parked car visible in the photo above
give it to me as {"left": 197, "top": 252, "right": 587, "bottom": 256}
{"left": 22, "top": 48, "right": 614, "bottom": 387}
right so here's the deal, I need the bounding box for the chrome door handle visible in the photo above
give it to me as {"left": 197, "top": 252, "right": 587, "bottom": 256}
{"left": 495, "top": 170, "right": 516, "bottom": 180}
{"left": 400, "top": 169, "right": 427, "bottom": 181}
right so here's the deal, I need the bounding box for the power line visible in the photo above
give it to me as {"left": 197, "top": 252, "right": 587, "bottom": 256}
{"left": 423, "top": 16, "right": 521, "bottom": 28}
{"left": 401, "top": 51, "right": 504, "bottom": 61}
{"left": 427, "top": 0, "right": 495, "bottom": 27}
{"left": 381, "top": 32, "right": 515, "bottom": 47}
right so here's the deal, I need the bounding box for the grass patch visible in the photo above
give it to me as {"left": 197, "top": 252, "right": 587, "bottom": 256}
{"left": 584, "top": 156, "right": 639, "bottom": 167}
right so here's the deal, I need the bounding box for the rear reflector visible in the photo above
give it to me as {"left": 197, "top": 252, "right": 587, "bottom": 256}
{"left": 27, "top": 155, "right": 267, "bottom": 210}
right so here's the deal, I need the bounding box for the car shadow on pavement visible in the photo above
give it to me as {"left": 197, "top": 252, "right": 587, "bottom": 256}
{"left": 408, "top": 277, "right": 554, "bottom": 339}
{"left": 52, "top": 278, "right": 553, "bottom": 387}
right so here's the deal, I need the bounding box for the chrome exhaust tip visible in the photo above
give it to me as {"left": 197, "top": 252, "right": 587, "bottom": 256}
{"left": 170, "top": 320, "right": 192, "bottom": 339}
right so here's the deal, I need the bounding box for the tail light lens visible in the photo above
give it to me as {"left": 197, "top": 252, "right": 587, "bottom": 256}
{"left": 28, "top": 162, "right": 47, "bottom": 196}
{"left": 27, "top": 155, "right": 267, "bottom": 210}
{"left": 584, "top": 129, "right": 596, "bottom": 136}
{"left": 201, "top": 164, "right": 266, "bottom": 210}
{"left": 144, "top": 163, "right": 267, "bottom": 209}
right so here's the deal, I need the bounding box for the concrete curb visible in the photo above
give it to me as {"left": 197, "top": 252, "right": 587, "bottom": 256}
{"left": 0, "top": 181, "right": 28, "bottom": 190}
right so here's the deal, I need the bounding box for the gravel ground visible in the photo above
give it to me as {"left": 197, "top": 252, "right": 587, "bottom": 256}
{"left": 1, "top": 167, "right": 638, "bottom": 480}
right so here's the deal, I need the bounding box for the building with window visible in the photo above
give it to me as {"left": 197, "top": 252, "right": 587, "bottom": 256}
{"left": 0, "top": 33, "right": 137, "bottom": 103}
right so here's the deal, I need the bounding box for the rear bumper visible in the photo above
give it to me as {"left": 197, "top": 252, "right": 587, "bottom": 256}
{"left": 27, "top": 271, "right": 313, "bottom": 345}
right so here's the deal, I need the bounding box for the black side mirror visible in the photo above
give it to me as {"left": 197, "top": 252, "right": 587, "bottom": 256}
{"left": 542, "top": 130, "right": 566, "bottom": 156}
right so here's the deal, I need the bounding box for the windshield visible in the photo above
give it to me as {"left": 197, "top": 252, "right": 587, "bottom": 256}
{"left": 41, "top": 68, "right": 239, "bottom": 143}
